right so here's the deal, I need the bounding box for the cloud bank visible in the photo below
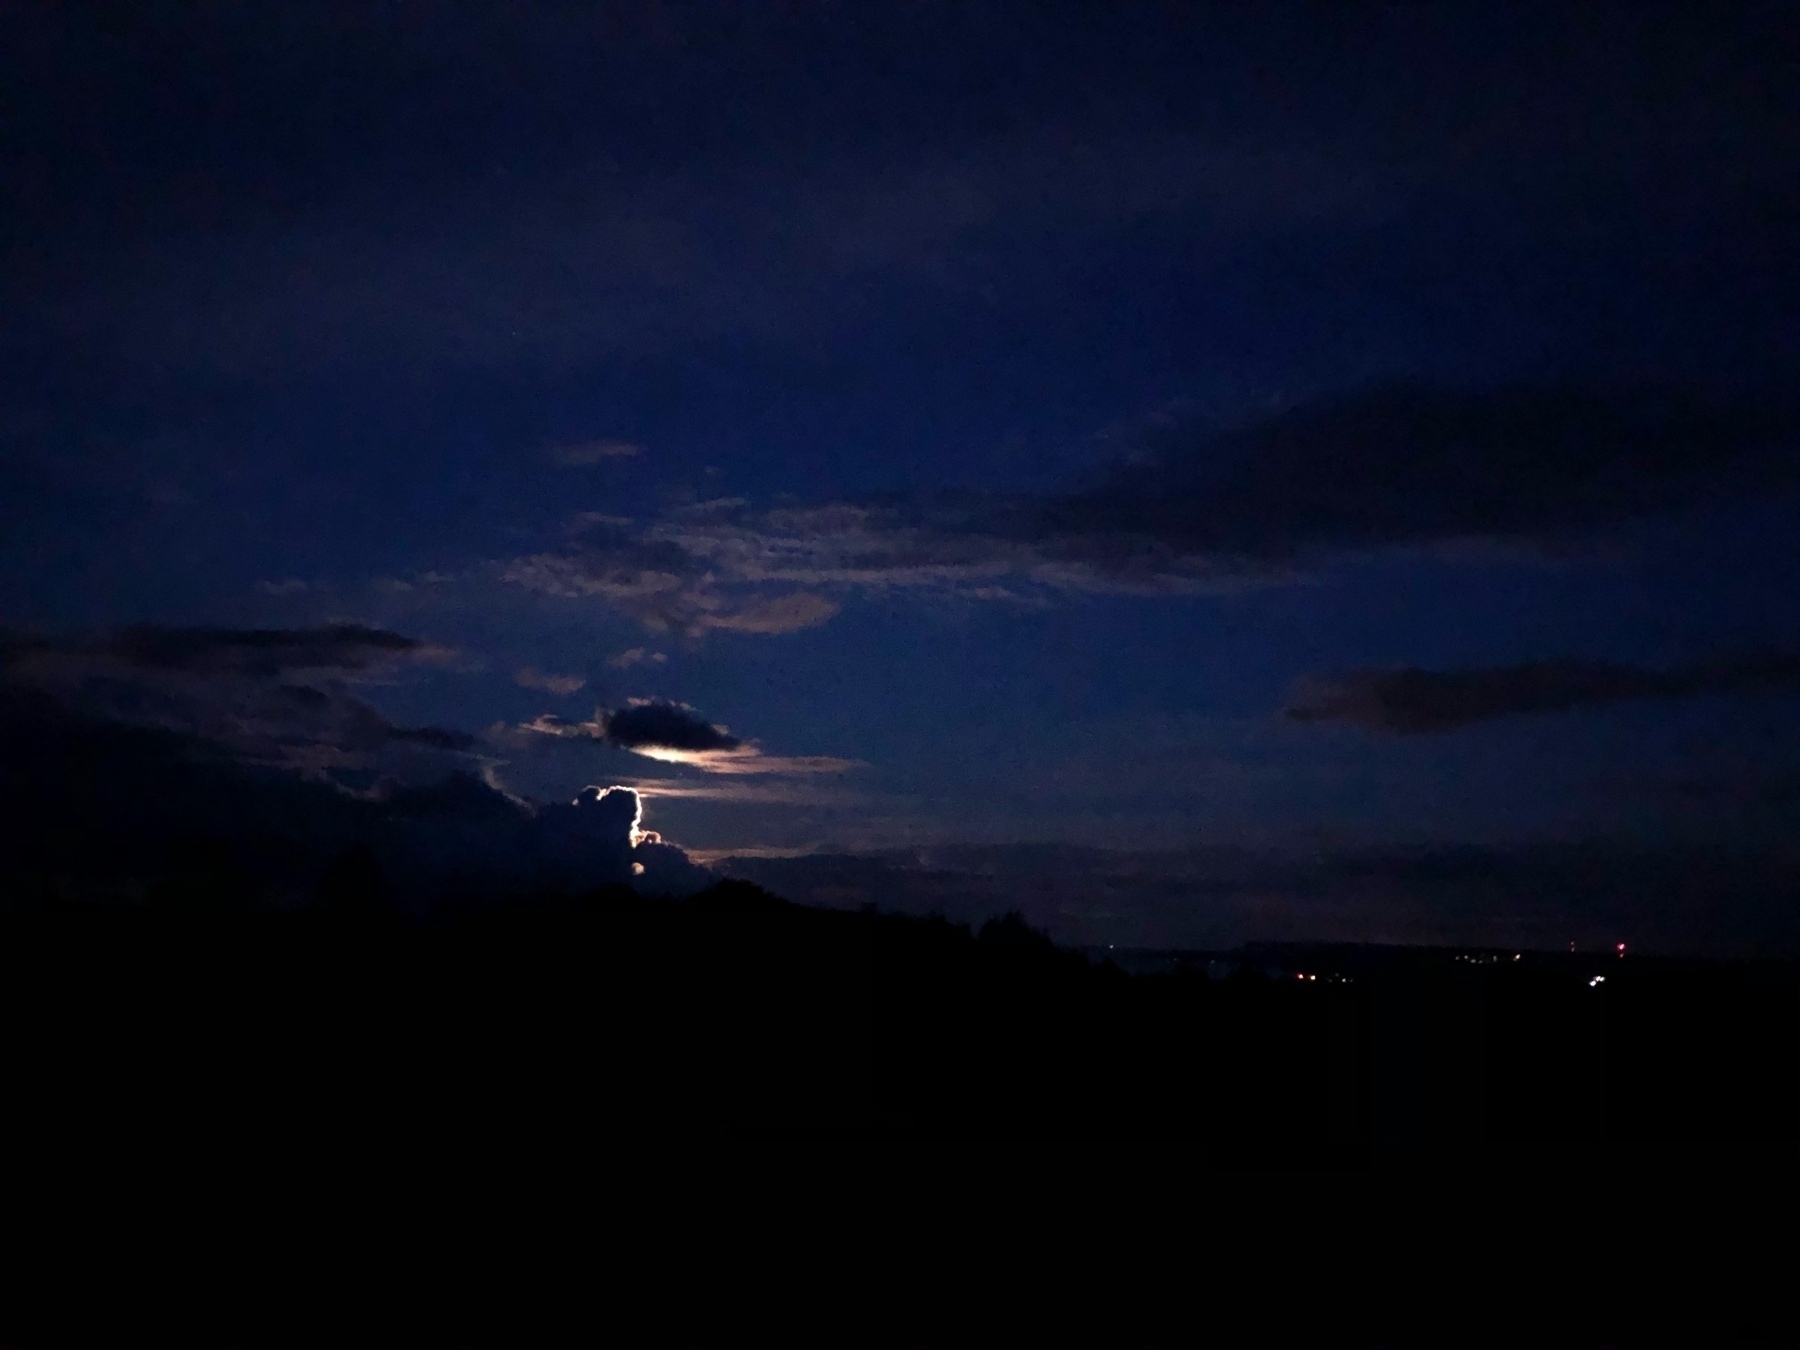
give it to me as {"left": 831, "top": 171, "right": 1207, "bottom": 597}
{"left": 0, "top": 624, "right": 470, "bottom": 778}
{"left": 1286, "top": 652, "right": 1800, "bottom": 734}
{"left": 1044, "top": 384, "right": 1796, "bottom": 562}
{"left": 0, "top": 627, "right": 716, "bottom": 903}
{"left": 504, "top": 384, "right": 1798, "bottom": 635}
{"left": 0, "top": 677, "right": 713, "bottom": 906}
{"left": 108, "top": 623, "right": 425, "bottom": 676}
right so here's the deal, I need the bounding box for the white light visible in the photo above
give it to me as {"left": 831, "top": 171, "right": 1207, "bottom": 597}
{"left": 1588, "top": 975, "right": 1606, "bottom": 987}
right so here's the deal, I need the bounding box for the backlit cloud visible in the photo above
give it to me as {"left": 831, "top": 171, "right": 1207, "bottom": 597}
{"left": 521, "top": 698, "right": 861, "bottom": 776}
{"left": 604, "top": 700, "right": 741, "bottom": 752}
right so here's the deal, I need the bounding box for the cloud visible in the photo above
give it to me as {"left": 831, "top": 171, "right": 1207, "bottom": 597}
{"left": 521, "top": 698, "right": 861, "bottom": 776}
{"left": 626, "top": 749, "right": 862, "bottom": 775}
{"left": 386, "top": 724, "right": 479, "bottom": 751}
{"left": 604, "top": 700, "right": 741, "bottom": 752}
{"left": 689, "top": 592, "right": 840, "bottom": 635}
{"left": 500, "top": 494, "right": 1241, "bottom": 637}
{"left": 0, "top": 627, "right": 718, "bottom": 902}
{"left": 503, "top": 384, "right": 1797, "bottom": 635}
{"left": 621, "top": 779, "right": 870, "bottom": 805}
{"left": 548, "top": 440, "right": 643, "bottom": 467}
{"left": 105, "top": 623, "right": 425, "bottom": 676}
{"left": 1039, "top": 384, "right": 1799, "bottom": 563}
{"left": 0, "top": 679, "right": 714, "bottom": 905}
{"left": 606, "top": 648, "right": 666, "bottom": 669}
{"left": 515, "top": 666, "right": 586, "bottom": 695}
{"left": 1285, "top": 652, "right": 1800, "bottom": 734}
{"left": 530, "top": 784, "right": 711, "bottom": 895}
{"left": 500, "top": 510, "right": 844, "bottom": 638}
{"left": 0, "top": 624, "right": 473, "bottom": 778}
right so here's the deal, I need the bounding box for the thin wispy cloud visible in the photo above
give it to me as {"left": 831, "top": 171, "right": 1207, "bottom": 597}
{"left": 548, "top": 439, "right": 643, "bottom": 467}
{"left": 515, "top": 666, "right": 586, "bottom": 696}
{"left": 619, "top": 778, "right": 872, "bottom": 806}
{"left": 606, "top": 648, "right": 666, "bottom": 669}
{"left": 624, "top": 748, "right": 863, "bottom": 775}
{"left": 501, "top": 494, "right": 1245, "bottom": 638}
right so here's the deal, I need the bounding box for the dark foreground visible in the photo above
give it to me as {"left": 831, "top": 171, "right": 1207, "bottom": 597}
{"left": 7, "top": 881, "right": 1791, "bottom": 1145}
{"left": 4, "top": 882, "right": 1794, "bottom": 1345}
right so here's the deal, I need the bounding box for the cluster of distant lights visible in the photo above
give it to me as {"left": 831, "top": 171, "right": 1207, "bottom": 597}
{"left": 1293, "top": 942, "right": 1629, "bottom": 988}
{"left": 1589, "top": 941, "right": 1627, "bottom": 984}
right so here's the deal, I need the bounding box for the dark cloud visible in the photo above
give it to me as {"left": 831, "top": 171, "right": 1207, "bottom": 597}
{"left": 517, "top": 701, "right": 857, "bottom": 777}
{"left": 1037, "top": 384, "right": 1799, "bottom": 563}
{"left": 602, "top": 701, "right": 741, "bottom": 753}
{"left": 387, "top": 724, "right": 478, "bottom": 752}
{"left": 506, "top": 384, "right": 1800, "bottom": 633}
{"left": 0, "top": 624, "right": 466, "bottom": 777}
{"left": 1286, "top": 652, "right": 1800, "bottom": 734}
{"left": 106, "top": 623, "right": 423, "bottom": 676}
{"left": 0, "top": 680, "right": 506, "bottom": 902}
{"left": 0, "top": 684, "right": 712, "bottom": 908}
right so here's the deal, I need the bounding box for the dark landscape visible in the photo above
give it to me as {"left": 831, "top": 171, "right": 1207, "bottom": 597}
{"left": 4, "top": 3, "right": 1798, "bottom": 1345}
{"left": 6, "top": 682, "right": 1792, "bottom": 1152}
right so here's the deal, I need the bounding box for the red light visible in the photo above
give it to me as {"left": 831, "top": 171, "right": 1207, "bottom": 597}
{"left": 1617, "top": 943, "right": 1626, "bottom": 957}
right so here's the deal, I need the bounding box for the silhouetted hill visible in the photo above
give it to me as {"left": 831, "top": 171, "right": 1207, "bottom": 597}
{"left": 4, "top": 873, "right": 1792, "bottom": 1152}
{"left": 3, "top": 813, "right": 1793, "bottom": 1348}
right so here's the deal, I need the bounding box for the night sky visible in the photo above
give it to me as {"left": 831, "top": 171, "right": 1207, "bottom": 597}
{"left": 6, "top": 3, "right": 1799, "bottom": 952}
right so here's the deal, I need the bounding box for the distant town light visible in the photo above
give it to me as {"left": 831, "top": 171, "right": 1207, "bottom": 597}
{"left": 1589, "top": 975, "right": 1606, "bottom": 987}
{"left": 1616, "top": 942, "right": 1627, "bottom": 957}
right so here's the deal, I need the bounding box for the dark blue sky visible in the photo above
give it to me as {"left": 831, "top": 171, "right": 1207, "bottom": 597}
{"left": 5, "top": 2, "right": 1798, "bottom": 880}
